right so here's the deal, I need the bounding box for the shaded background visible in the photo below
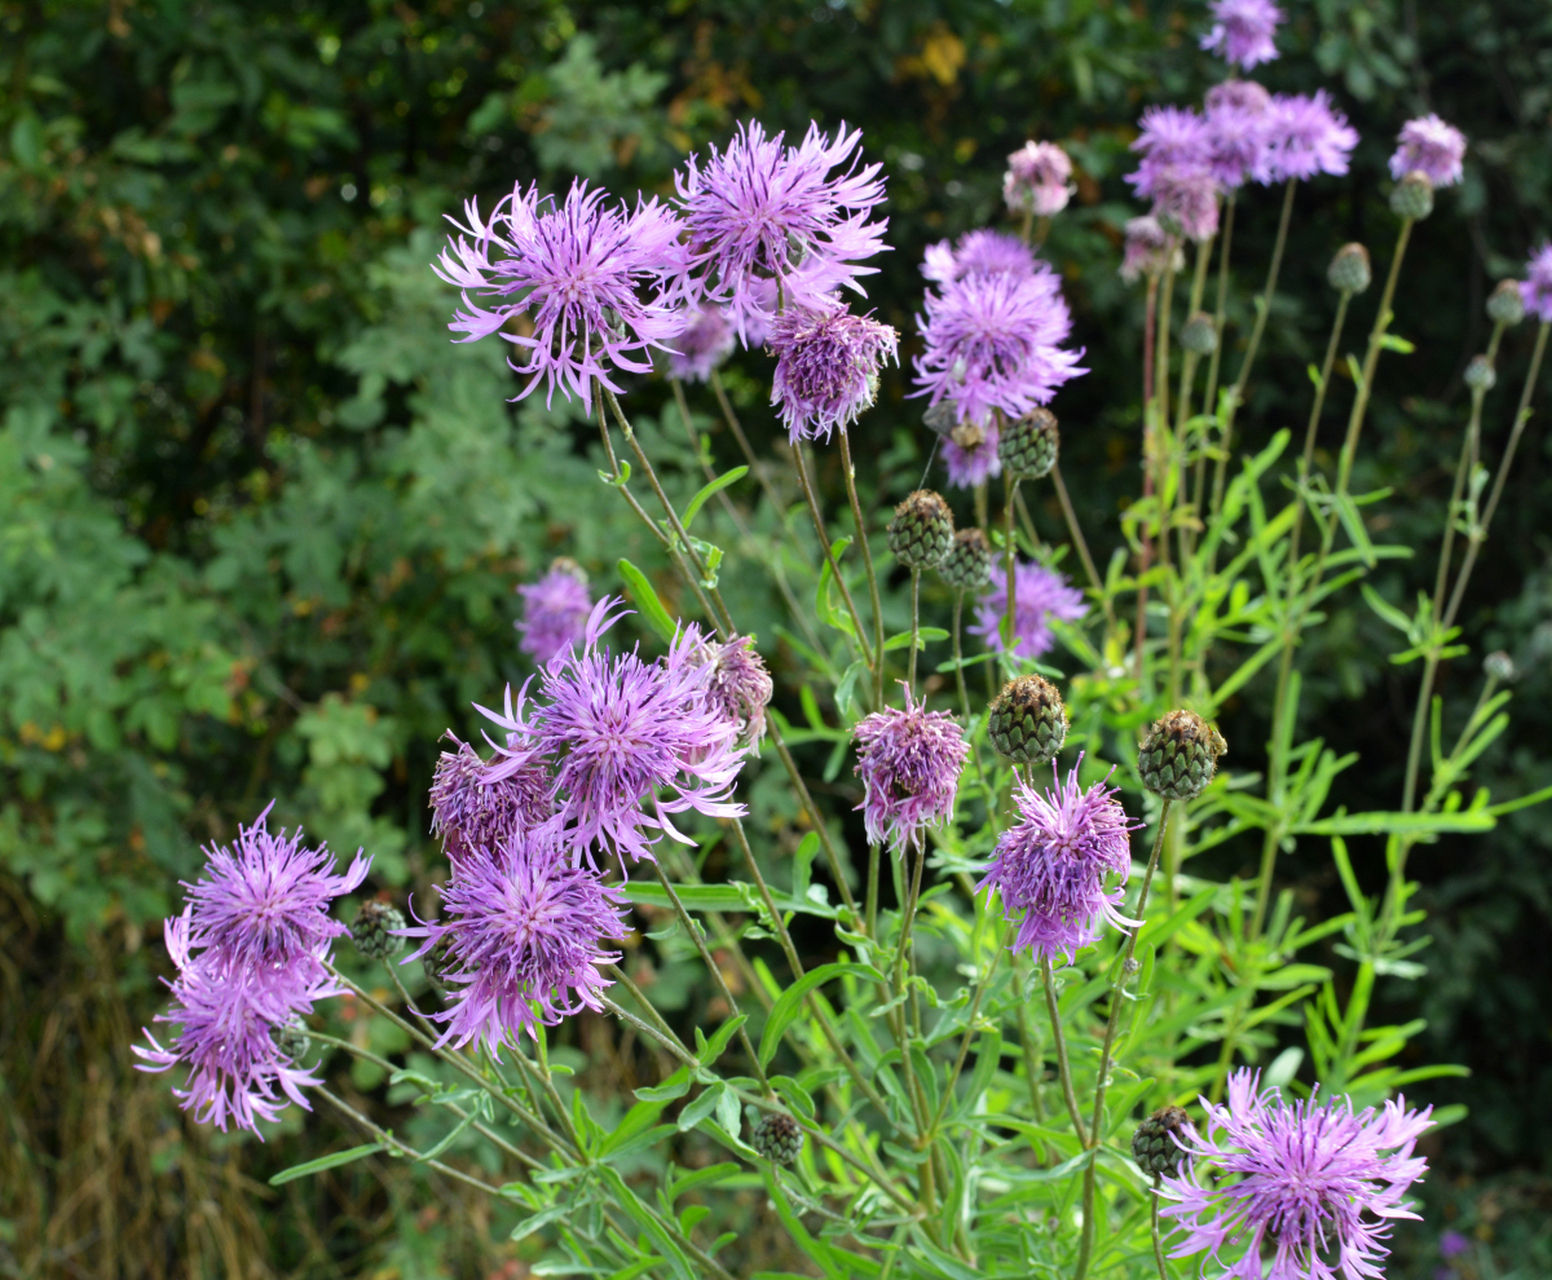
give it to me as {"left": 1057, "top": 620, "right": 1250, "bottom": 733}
{"left": 3, "top": 0, "right": 1552, "bottom": 1274}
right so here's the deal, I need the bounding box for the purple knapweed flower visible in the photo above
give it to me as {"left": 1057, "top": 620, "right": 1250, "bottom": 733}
{"left": 1120, "top": 215, "right": 1183, "bottom": 283}
{"left": 1160, "top": 1069, "right": 1433, "bottom": 1280}
{"left": 1520, "top": 244, "right": 1552, "bottom": 322}
{"left": 1204, "top": 80, "right": 1275, "bottom": 187}
{"left": 1151, "top": 166, "right": 1221, "bottom": 242}
{"left": 972, "top": 560, "right": 1087, "bottom": 659}
{"left": 1265, "top": 91, "right": 1359, "bottom": 183}
{"left": 134, "top": 912, "right": 337, "bottom": 1133}
{"left": 666, "top": 305, "right": 737, "bottom": 383}
{"left": 1390, "top": 114, "right": 1467, "bottom": 187}
{"left": 1003, "top": 140, "right": 1076, "bottom": 218}
{"left": 769, "top": 304, "right": 899, "bottom": 443}
{"left": 675, "top": 120, "right": 888, "bottom": 344}
{"left": 1200, "top": 0, "right": 1283, "bottom": 70}
{"left": 517, "top": 560, "right": 592, "bottom": 665}
{"left": 1127, "top": 106, "right": 1212, "bottom": 199}
{"left": 403, "top": 823, "right": 627, "bottom": 1056}
{"left": 435, "top": 182, "right": 684, "bottom": 410}
{"left": 852, "top": 687, "right": 969, "bottom": 851}
{"left": 691, "top": 632, "right": 774, "bottom": 748}
{"left": 181, "top": 803, "right": 368, "bottom": 973}
{"left": 1439, "top": 1232, "right": 1471, "bottom": 1260}
{"left": 478, "top": 599, "right": 748, "bottom": 865}
{"left": 923, "top": 229, "right": 1038, "bottom": 286}
{"left": 943, "top": 420, "right": 1002, "bottom": 490}
{"left": 976, "top": 760, "right": 1137, "bottom": 963}
{"left": 913, "top": 267, "right": 1084, "bottom": 427}
{"left": 430, "top": 735, "right": 553, "bottom": 860}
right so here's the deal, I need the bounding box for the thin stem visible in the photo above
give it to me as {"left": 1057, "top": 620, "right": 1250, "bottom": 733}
{"left": 929, "top": 945, "right": 1004, "bottom": 1133}
{"left": 709, "top": 368, "right": 786, "bottom": 518}
{"left": 1005, "top": 475, "right": 1020, "bottom": 654}
{"left": 793, "top": 442, "right": 875, "bottom": 671}
{"left": 909, "top": 568, "right": 922, "bottom": 693}
{"left": 840, "top": 429, "right": 888, "bottom": 708}
{"left": 1050, "top": 462, "right": 1112, "bottom": 636}
{"left": 953, "top": 592, "right": 999, "bottom": 825}
{"left": 1200, "top": 191, "right": 1235, "bottom": 429}
{"left": 1151, "top": 1179, "right": 1170, "bottom": 1280}
{"left": 1040, "top": 956, "right": 1089, "bottom": 1146}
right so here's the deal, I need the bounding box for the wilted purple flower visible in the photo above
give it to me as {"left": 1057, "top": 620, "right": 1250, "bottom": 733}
{"left": 479, "top": 599, "right": 747, "bottom": 865}
{"left": 976, "top": 761, "right": 1137, "bottom": 963}
{"left": 1390, "top": 114, "right": 1467, "bottom": 187}
{"left": 1120, "top": 216, "right": 1183, "bottom": 283}
{"left": 675, "top": 120, "right": 888, "bottom": 344}
{"left": 1438, "top": 1232, "right": 1471, "bottom": 1260}
{"left": 923, "top": 229, "right": 1037, "bottom": 285}
{"left": 666, "top": 305, "right": 737, "bottom": 382}
{"left": 1265, "top": 91, "right": 1359, "bottom": 183}
{"left": 404, "top": 824, "right": 627, "bottom": 1056}
{"left": 430, "top": 735, "right": 553, "bottom": 859}
{"left": 1160, "top": 1069, "right": 1433, "bottom": 1280}
{"left": 913, "top": 267, "right": 1085, "bottom": 427}
{"left": 691, "top": 632, "right": 774, "bottom": 747}
{"left": 1151, "top": 166, "right": 1221, "bottom": 242}
{"left": 1200, "top": 0, "right": 1283, "bottom": 70}
{"left": 1127, "top": 106, "right": 1212, "bottom": 199}
{"left": 134, "top": 913, "right": 337, "bottom": 1133}
{"left": 770, "top": 304, "right": 899, "bottom": 443}
{"left": 435, "top": 182, "right": 684, "bottom": 409}
{"left": 1520, "top": 244, "right": 1552, "bottom": 322}
{"left": 1204, "top": 81, "right": 1275, "bottom": 187}
{"left": 971, "top": 560, "right": 1087, "bottom": 659}
{"left": 852, "top": 687, "right": 969, "bottom": 850}
{"left": 943, "top": 421, "right": 1003, "bottom": 489}
{"left": 1003, "top": 141, "right": 1075, "bottom": 218}
{"left": 181, "top": 803, "right": 367, "bottom": 973}
{"left": 517, "top": 560, "right": 592, "bottom": 665}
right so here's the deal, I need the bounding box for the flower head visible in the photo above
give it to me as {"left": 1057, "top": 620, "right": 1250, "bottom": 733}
{"left": 675, "top": 120, "right": 888, "bottom": 343}
{"left": 1200, "top": 0, "right": 1283, "bottom": 70}
{"left": 923, "top": 229, "right": 1038, "bottom": 286}
{"left": 1120, "top": 216, "right": 1182, "bottom": 283}
{"left": 972, "top": 560, "right": 1087, "bottom": 659}
{"left": 1160, "top": 1069, "right": 1433, "bottom": 1280}
{"left": 1127, "top": 106, "right": 1211, "bottom": 199}
{"left": 1390, "top": 114, "right": 1467, "bottom": 187}
{"left": 1265, "top": 91, "right": 1359, "bottom": 183}
{"left": 913, "top": 267, "right": 1084, "bottom": 427}
{"left": 430, "top": 735, "right": 553, "bottom": 859}
{"left": 1151, "top": 166, "right": 1221, "bottom": 242}
{"left": 942, "top": 420, "right": 1003, "bottom": 490}
{"left": 435, "top": 181, "right": 684, "bottom": 409}
{"left": 1520, "top": 243, "right": 1552, "bottom": 323}
{"left": 770, "top": 304, "right": 899, "bottom": 443}
{"left": 517, "top": 560, "right": 592, "bottom": 665}
{"left": 181, "top": 803, "right": 368, "bottom": 973}
{"left": 404, "top": 824, "right": 627, "bottom": 1056}
{"left": 976, "top": 761, "right": 1137, "bottom": 963}
{"left": 1204, "top": 81, "right": 1275, "bottom": 187}
{"left": 666, "top": 305, "right": 737, "bottom": 382}
{"left": 852, "top": 687, "right": 969, "bottom": 850}
{"left": 692, "top": 632, "right": 774, "bottom": 747}
{"left": 1439, "top": 1232, "right": 1471, "bottom": 1261}
{"left": 1004, "top": 140, "right": 1075, "bottom": 217}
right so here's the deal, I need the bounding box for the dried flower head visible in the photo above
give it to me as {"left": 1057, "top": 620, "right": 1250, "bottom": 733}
{"left": 1390, "top": 114, "right": 1467, "bottom": 187}
{"left": 1151, "top": 165, "right": 1222, "bottom": 242}
{"left": 1200, "top": 0, "right": 1283, "bottom": 70}
{"left": 852, "top": 687, "right": 969, "bottom": 851}
{"left": 694, "top": 633, "right": 774, "bottom": 747}
{"left": 1003, "top": 140, "right": 1076, "bottom": 218}
{"left": 666, "top": 305, "right": 737, "bottom": 383}
{"left": 430, "top": 735, "right": 553, "bottom": 859}
{"left": 971, "top": 560, "right": 1087, "bottom": 660}
{"left": 517, "top": 560, "right": 592, "bottom": 665}
{"left": 769, "top": 304, "right": 899, "bottom": 443}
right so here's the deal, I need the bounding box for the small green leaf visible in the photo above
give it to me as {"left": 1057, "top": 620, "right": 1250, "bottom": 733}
{"left": 617, "top": 559, "right": 678, "bottom": 643}
{"left": 758, "top": 962, "right": 887, "bottom": 1068}
{"left": 682, "top": 466, "right": 749, "bottom": 530}
{"left": 1379, "top": 333, "right": 1416, "bottom": 354}
{"left": 882, "top": 626, "right": 949, "bottom": 652}
{"left": 269, "top": 1142, "right": 384, "bottom": 1186}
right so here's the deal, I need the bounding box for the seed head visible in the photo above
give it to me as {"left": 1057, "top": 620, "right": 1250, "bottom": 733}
{"left": 1327, "top": 243, "right": 1371, "bottom": 295}
{"left": 351, "top": 900, "right": 408, "bottom": 960}
{"left": 988, "top": 676, "right": 1068, "bottom": 766}
{"left": 1390, "top": 170, "right": 1435, "bottom": 221}
{"left": 1487, "top": 278, "right": 1526, "bottom": 327}
{"left": 1134, "top": 1106, "right": 1195, "bottom": 1178}
{"left": 1464, "top": 355, "right": 1496, "bottom": 393}
{"left": 1484, "top": 650, "right": 1517, "bottom": 682}
{"left": 1138, "top": 710, "right": 1226, "bottom": 801}
{"left": 999, "top": 407, "right": 1060, "bottom": 479}
{"left": 750, "top": 1111, "right": 805, "bottom": 1165}
{"left": 939, "top": 528, "right": 994, "bottom": 592}
{"left": 1180, "top": 311, "right": 1218, "bottom": 355}
{"left": 888, "top": 490, "right": 955, "bottom": 570}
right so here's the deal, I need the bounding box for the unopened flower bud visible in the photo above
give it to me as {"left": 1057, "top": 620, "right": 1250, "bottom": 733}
{"left": 888, "top": 490, "right": 955, "bottom": 569}
{"left": 1138, "top": 710, "right": 1226, "bottom": 801}
{"left": 1327, "top": 243, "right": 1372, "bottom": 295}
{"left": 1390, "top": 170, "right": 1434, "bottom": 221}
{"left": 1464, "top": 355, "right": 1496, "bottom": 392}
{"left": 1180, "top": 311, "right": 1218, "bottom": 355}
{"left": 352, "top": 900, "right": 408, "bottom": 959}
{"left": 939, "top": 527, "right": 994, "bottom": 591}
{"left": 988, "top": 675, "right": 1068, "bottom": 765}
{"left": 750, "top": 1111, "right": 804, "bottom": 1165}
{"left": 998, "top": 407, "right": 1059, "bottom": 480}
{"left": 1487, "top": 279, "right": 1526, "bottom": 327}
{"left": 1132, "top": 1106, "right": 1194, "bottom": 1178}
{"left": 1484, "top": 650, "right": 1518, "bottom": 683}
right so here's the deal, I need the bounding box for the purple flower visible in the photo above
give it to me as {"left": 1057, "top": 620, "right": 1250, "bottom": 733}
{"left": 478, "top": 599, "right": 748, "bottom": 865}
{"left": 1160, "top": 1069, "right": 1433, "bottom": 1280}
{"left": 134, "top": 913, "right": 337, "bottom": 1133}
{"left": 923, "top": 229, "right": 1038, "bottom": 286}
{"left": 666, "top": 305, "right": 737, "bottom": 383}
{"left": 976, "top": 761, "right": 1137, "bottom": 963}
{"left": 1390, "top": 114, "right": 1467, "bottom": 187}
{"left": 1438, "top": 1231, "right": 1471, "bottom": 1260}
{"left": 1204, "top": 80, "right": 1275, "bottom": 187}
{"left": 691, "top": 632, "right": 774, "bottom": 748}
{"left": 1120, "top": 215, "right": 1183, "bottom": 283}
{"left": 181, "top": 803, "right": 368, "bottom": 973}
{"left": 1520, "top": 243, "right": 1552, "bottom": 322}
{"left": 675, "top": 120, "right": 888, "bottom": 344}
{"left": 1003, "top": 141, "right": 1075, "bottom": 218}
{"left": 1200, "top": 0, "right": 1283, "bottom": 70}
{"left": 404, "top": 823, "right": 627, "bottom": 1056}
{"left": 435, "top": 182, "right": 684, "bottom": 410}
{"left": 972, "top": 560, "right": 1087, "bottom": 659}
{"left": 943, "top": 420, "right": 1003, "bottom": 490}
{"left": 912, "top": 268, "right": 1085, "bottom": 427}
{"left": 1151, "top": 166, "right": 1221, "bottom": 242}
{"left": 770, "top": 304, "right": 899, "bottom": 443}
{"left": 852, "top": 687, "right": 969, "bottom": 850}
{"left": 1265, "top": 91, "right": 1359, "bottom": 183}
{"left": 1127, "top": 106, "right": 1211, "bottom": 199}
{"left": 430, "top": 735, "right": 553, "bottom": 860}
{"left": 517, "top": 561, "right": 592, "bottom": 665}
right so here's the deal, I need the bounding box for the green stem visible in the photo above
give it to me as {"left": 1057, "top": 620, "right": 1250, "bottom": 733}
{"left": 908, "top": 567, "right": 921, "bottom": 694}
{"left": 793, "top": 441, "right": 875, "bottom": 672}
{"left": 1151, "top": 1178, "right": 1170, "bottom": 1280}
{"left": 840, "top": 429, "right": 888, "bottom": 709}
{"left": 1041, "top": 955, "right": 1089, "bottom": 1146}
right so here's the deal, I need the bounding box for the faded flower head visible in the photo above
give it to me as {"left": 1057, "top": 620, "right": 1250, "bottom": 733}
{"left": 1204, "top": 81, "right": 1275, "bottom": 187}
{"left": 666, "top": 305, "right": 737, "bottom": 383}
{"left": 404, "top": 824, "right": 628, "bottom": 1057}
{"left": 852, "top": 687, "right": 969, "bottom": 851}
{"left": 430, "top": 735, "right": 553, "bottom": 859}
{"left": 942, "top": 420, "right": 1003, "bottom": 490}
{"left": 693, "top": 633, "right": 774, "bottom": 747}
{"left": 1003, "top": 140, "right": 1075, "bottom": 218}
{"left": 1160, "top": 1069, "right": 1432, "bottom": 1280}
{"left": 517, "top": 560, "right": 592, "bottom": 665}
{"left": 971, "top": 559, "right": 1087, "bottom": 660}
{"left": 1390, "top": 114, "right": 1467, "bottom": 187}
{"left": 435, "top": 181, "right": 684, "bottom": 409}
{"left": 1127, "top": 106, "right": 1211, "bottom": 199}
{"left": 769, "top": 304, "right": 899, "bottom": 443}
{"left": 976, "top": 760, "right": 1138, "bottom": 964}
{"left": 1200, "top": 0, "right": 1283, "bottom": 70}
{"left": 1519, "top": 243, "right": 1552, "bottom": 323}
{"left": 923, "top": 229, "right": 1038, "bottom": 286}
{"left": 1265, "top": 91, "right": 1359, "bottom": 183}
{"left": 675, "top": 120, "right": 888, "bottom": 343}
{"left": 1151, "top": 165, "right": 1221, "bottom": 242}
{"left": 1120, "top": 216, "right": 1183, "bottom": 283}
{"left": 182, "top": 803, "right": 368, "bottom": 973}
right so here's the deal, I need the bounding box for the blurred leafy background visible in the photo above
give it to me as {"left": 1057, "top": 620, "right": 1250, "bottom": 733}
{"left": 3, "top": 0, "right": 1551, "bottom": 1275}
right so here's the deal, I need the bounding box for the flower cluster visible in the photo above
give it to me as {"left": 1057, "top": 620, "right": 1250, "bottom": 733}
{"left": 852, "top": 687, "right": 969, "bottom": 851}
{"left": 971, "top": 559, "right": 1087, "bottom": 660}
